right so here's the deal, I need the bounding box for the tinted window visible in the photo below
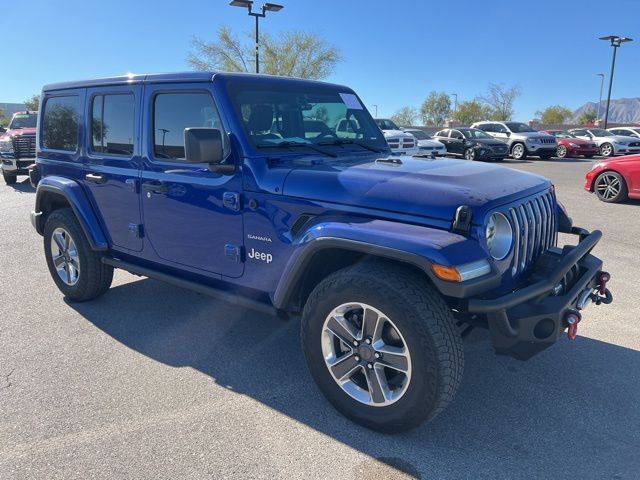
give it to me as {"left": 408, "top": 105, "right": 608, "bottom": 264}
{"left": 504, "top": 122, "right": 536, "bottom": 133}
{"left": 460, "top": 128, "right": 492, "bottom": 139}
{"left": 407, "top": 130, "right": 429, "bottom": 140}
{"left": 42, "top": 96, "right": 79, "bottom": 151}
{"left": 154, "top": 92, "right": 224, "bottom": 160}
{"left": 435, "top": 129, "right": 449, "bottom": 138}
{"left": 451, "top": 130, "right": 464, "bottom": 140}
{"left": 92, "top": 94, "right": 135, "bottom": 155}
{"left": 477, "top": 124, "right": 492, "bottom": 132}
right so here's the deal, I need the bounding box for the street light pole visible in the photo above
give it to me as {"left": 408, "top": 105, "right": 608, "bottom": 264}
{"left": 599, "top": 35, "right": 633, "bottom": 129}
{"left": 372, "top": 104, "right": 378, "bottom": 117}
{"left": 450, "top": 93, "right": 458, "bottom": 115}
{"left": 229, "top": 1, "right": 284, "bottom": 74}
{"left": 596, "top": 73, "right": 604, "bottom": 122}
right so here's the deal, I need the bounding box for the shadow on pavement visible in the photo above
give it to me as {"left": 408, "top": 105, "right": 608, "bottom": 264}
{"left": 68, "top": 277, "right": 640, "bottom": 479}
{"left": 7, "top": 178, "right": 35, "bottom": 193}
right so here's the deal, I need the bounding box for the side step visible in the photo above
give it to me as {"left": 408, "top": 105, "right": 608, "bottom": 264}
{"left": 102, "top": 257, "right": 277, "bottom": 317}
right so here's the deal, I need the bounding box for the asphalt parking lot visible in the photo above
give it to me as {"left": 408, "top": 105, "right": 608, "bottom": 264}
{"left": 1, "top": 156, "right": 639, "bottom": 480}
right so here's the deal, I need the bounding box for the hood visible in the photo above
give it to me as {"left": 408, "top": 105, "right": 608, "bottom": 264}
{"left": 417, "top": 139, "right": 445, "bottom": 148}
{"left": 598, "top": 154, "right": 640, "bottom": 166}
{"left": 1, "top": 127, "right": 37, "bottom": 138}
{"left": 511, "top": 131, "right": 554, "bottom": 140}
{"left": 608, "top": 135, "right": 640, "bottom": 143}
{"left": 282, "top": 157, "right": 550, "bottom": 222}
{"left": 382, "top": 130, "right": 413, "bottom": 139}
{"left": 470, "top": 138, "right": 507, "bottom": 146}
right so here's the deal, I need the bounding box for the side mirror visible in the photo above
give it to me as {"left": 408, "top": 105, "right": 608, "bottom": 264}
{"left": 184, "top": 128, "right": 233, "bottom": 174}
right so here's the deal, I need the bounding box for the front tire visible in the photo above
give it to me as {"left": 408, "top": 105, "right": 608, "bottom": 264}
{"left": 600, "top": 142, "right": 614, "bottom": 157}
{"left": 594, "top": 171, "right": 628, "bottom": 203}
{"left": 3, "top": 171, "right": 17, "bottom": 185}
{"left": 44, "top": 208, "right": 113, "bottom": 301}
{"left": 464, "top": 148, "right": 476, "bottom": 160}
{"left": 511, "top": 143, "right": 527, "bottom": 160}
{"left": 301, "top": 261, "right": 464, "bottom": 432}
{"left": 556, "top": 145, "right": 567, "bottom": 158}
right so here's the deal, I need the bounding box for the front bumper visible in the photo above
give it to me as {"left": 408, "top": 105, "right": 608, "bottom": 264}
{"left": 568, "top": 146, "right": 599, "bottom": 156}
{"left": 1, "top": 156, "right": 35, "bottom": 175}
{"left": 525, "top": 144, "right": 556, "bottom": 155}
{"left": 468, "top": 227, "right": 611, "bottom": 360}
{"left": 613, "top": 145, "right": 640, "bottom": 155}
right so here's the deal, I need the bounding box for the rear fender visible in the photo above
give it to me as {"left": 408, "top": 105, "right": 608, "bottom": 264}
{"left": 273, "top": 218, "right": 496, "bottom": 310}
{"left": 34, "top": 176, "right": 108, "bottom": 251}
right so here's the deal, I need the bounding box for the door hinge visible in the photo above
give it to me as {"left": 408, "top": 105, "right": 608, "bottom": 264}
{"left": 223, "top": 192, "right": 241, "bottom": 212}
{"left": 225, "top": 244, "right": 243, "bottom": 263}
{"left": 128, "top": 223, "right": 144, "bottom": 238}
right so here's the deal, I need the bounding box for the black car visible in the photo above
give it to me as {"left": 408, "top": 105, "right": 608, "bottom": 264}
{"left": 433, "top": 127, "right": 509, "bottom": 161}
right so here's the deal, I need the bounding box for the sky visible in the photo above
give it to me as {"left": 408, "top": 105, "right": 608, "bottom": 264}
{"left": 1, "top": 0, "right": 639, "bottom": 120}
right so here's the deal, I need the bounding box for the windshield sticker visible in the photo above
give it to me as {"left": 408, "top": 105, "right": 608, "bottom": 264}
{"left": 339, "top": 93, "right": 363, "bottom": 110}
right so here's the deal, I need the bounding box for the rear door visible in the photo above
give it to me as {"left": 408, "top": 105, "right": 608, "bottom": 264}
{"left": 139, "top": 84, "right": 244, "bottom": 277}
{"left": 83, "top": 86, "right": 142, "bottom": 251}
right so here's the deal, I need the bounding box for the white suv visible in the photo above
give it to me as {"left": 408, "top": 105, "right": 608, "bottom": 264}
{"left": 471, "top": 121, "right": 557, "bottom": 160}
{"left": 568, "top": 128, "right": 640, "bottom": 157}
{"left": 374, "top": 119, "right": 419, "bottom": 156}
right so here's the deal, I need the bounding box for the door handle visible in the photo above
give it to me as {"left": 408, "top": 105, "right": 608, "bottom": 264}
{"left": 142, "top": 181, "right": 168, "bottom": 194}
{"left": 85, "top": 173, "right": 107, "bottom": 184}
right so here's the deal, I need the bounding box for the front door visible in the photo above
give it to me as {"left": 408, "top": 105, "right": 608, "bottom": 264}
{"left": 140, "top": 85, "right": 244, "bottom": 278}
{"left": 83, "top": 86, "right": 142, "bottom": 251}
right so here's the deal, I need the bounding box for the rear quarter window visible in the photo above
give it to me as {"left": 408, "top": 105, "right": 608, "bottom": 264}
{"left": 42, "top": 95, "right": 80, "bottom": 151}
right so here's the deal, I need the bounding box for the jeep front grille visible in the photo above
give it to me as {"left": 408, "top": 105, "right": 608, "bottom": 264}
{"left": 539, "top": 137, "right": 555, "bottom": 144}
{"left": 12, "top": 135, "right": 36, "bottom": 159}
{"left": 508, "top": 190, "right": 557, "bottom": 276}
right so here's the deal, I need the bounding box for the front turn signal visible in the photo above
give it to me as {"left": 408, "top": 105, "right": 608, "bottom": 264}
{"left": 431, "top": 264, "right": 462, "bottom": 282}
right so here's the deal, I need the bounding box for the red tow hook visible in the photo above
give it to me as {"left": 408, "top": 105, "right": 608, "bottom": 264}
{"left": 598, "top": 271, "right": 611, "bottom": 295}
{"left": 565, "top": 310, "right": 582, "bottom": 340}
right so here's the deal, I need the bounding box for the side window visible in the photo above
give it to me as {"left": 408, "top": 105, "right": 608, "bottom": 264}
{"left": 451, "top": 130, "right": 463, "bottom": 140}
{"left": 42, "top": 95, "right": 79, "bottom": 151}
{"left": 91, "top": 94, "right": 135, "bottom": 155}
{"left": 478, "top": 124, "right": 492, "bottom": 132}
{"left": 496, "top": 123, "right": 507, "bottom": 133}
{"left": 437, "top": 129, "right": 449, "bottom": 138}
{"left": 153, "top": 92, "right": 224, "bottom": 160}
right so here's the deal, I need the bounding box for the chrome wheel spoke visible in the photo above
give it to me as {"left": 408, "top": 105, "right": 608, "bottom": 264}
{"left": 361, "top": 308, "right": 382, "bottom": 342}
{"left": 329, "top": 354, "right": 359, "bottom": 381}
{"left": 375, "top": 345, "right": 410, "bottom": 373}
{"left": 326, "top": 315, "right": 358, "bottom": 346}
{"left": 365, "top": 365, "right": 388, "bottom": 404}
{"left": 50, "top": 227, "right": 80, "bottom": 286}
{"left": 53, "top": 255, "right": 66, "bottom": 268}
{"left": 53, "top": 232, "right": 66, "bottom": 252}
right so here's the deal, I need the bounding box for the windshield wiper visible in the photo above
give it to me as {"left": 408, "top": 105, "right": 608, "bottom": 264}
{"left": 256, "top": 140, "right": 337, "bottom": 158}
{"left": 318, "top": 138, "right": 383, "bottom": 153}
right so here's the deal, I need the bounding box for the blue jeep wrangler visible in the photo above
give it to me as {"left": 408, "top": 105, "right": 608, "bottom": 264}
{"left": 30, "top": 72, "right": 612, "bottom": 432}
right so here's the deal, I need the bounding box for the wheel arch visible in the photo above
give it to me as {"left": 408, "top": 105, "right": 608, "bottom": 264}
{"left": 34, "top": 176, "right": 109, "bottom": 251}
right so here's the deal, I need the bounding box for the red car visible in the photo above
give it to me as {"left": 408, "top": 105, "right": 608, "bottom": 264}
{"left": 543, "top": 130, "right": 599, "bottom": 158}
{"left": 585, "top": 154, "right": 640, "bottom": 202}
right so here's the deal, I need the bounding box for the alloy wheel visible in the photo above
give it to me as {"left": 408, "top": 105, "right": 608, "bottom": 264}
{"left": 464, "top": 148, "right": 476, "bottom": 160}
{"left": 557, "top": 145, "right": 567, "bottom": 158}
{"left": 321, "top": 302, "right": 412, "bottom": 407}
{"left": 600, "top": 143, "right": 613, "bottom": 156}
{"left": 50, "top": 227, "right": 80, "bottom": 286}
{"left": 595, "top": 173, "right": 622, "bottom": 200}
{"left": 512, "top": 144, "right": 524, "bottom": 159}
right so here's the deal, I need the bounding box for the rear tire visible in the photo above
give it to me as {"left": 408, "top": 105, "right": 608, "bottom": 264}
{"left": 44, "top": 208, "right": 113, "bottom": 301}
{"left": 3, "top": 171, "right": 17, "bottom": 185}
{"left": 600, "top": 143, "right": 614, "bottom": 157}
{"left": 301, "top": 261, "right": 464, "bottom": 432}
{"left": 511, "top": 143, "right": 527, "bottom": 160}
{"left": 594, "top": 171, "right": 628, "bottom": 203}
{"left": 464, "top": 148, "right": 476, "bottom": 160}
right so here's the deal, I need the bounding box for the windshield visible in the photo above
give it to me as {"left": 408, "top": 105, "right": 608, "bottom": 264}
{"left": 590, "top": 129, "right": 614, "bottom": 137}
{"left": 460, "top": 128, "right": 492, "bottom": 139}
{"left": 505, "top": 122, "right": 536, "bottom": 133}
{"left": 549, "top": 131, "right": 575, "bottom": 139}
{"left": 9, "top": 113, "right": 37, "bottom": 129}
{"left": 229, "top": 84, "right": 386, "bottom": 154}
{"left": 407, "top": 130, "right": 429, "bottom": 140}
{"left": 375, "top": 119, "right": 400, "bottom": 130}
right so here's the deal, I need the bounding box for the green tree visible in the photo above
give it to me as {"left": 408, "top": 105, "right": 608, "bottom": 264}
{"left": 479, "top": 83, "right": 521, "bottom": 121}
{"left": 420, "top": 92, "right": 451, "bottom": 127}
{"left": 0, "top": 107, "right": 8, "bottom": 127}
{"left": 452, "top": 100, "right": 491, "bottom": 125}
{"left": 188, "top": 26, "right": 341, "bottom": 80}
{"left": 24, "top": 94, "right": 40, "bottom": 111}
{"left": 537, "top": 105, "right": 573, "bottom": 124}
{"left": 576, "top": 109, "right": 597, "bottom": 125}
{"left": 390, "top": 106, "right": 418, "bottom": 127}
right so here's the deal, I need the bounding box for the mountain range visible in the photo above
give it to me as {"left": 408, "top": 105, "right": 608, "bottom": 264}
{"left": 573, "top": 98, "right": 640, "bottom": 123}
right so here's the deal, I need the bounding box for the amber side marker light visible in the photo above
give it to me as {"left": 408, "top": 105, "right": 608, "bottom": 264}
{"left": 432, "top": 265, "right": 462, "bottom": 282}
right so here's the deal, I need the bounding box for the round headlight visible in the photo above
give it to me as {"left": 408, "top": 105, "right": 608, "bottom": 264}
{"left": 486, "top": 212, "right": 513, "bottom": 260}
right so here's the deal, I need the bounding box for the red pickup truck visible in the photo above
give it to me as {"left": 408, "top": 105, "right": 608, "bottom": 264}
{"left": 0, "top": 111, "right": 37, "bottom": 184}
